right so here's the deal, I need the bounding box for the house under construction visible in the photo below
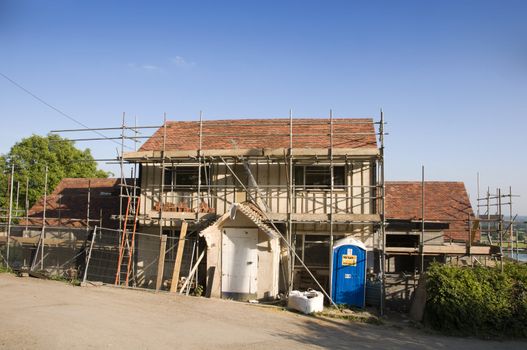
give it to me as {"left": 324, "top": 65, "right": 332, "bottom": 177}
{"left": 122, "top": 115, "right": 386, "bottom": 301}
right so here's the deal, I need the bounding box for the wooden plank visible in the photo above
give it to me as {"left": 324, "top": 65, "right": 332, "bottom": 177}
{"left": 155, "top": 234, "right": 168, "bottom": 291}
{"left": 265, "top": 213, "right": 380, "bottom": 222}
{"left": 169, "top": 221, "right": 188, "bottom": 292}
{"left": 469, "top": 246, "right": 493, "bottom": 255}
{"left": 151, "top": 211, "right": 208, "bottom": 220}
{"left": 426, "top": 246, "right": 464, "bottom": 254}
{"left": 385, "top": 245, "right": 493, "bottom": 255}
{"left": 0, "top": 236, "right": 84, "bottom": 247}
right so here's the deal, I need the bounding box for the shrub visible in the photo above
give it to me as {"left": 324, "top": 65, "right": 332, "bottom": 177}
{"left": 425, "top": 262, "right": 527, "bottom": 338}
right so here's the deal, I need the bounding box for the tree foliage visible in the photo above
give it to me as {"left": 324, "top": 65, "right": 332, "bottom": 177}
{"left": 0, "top": 134, "right": 110, "bottom": 209}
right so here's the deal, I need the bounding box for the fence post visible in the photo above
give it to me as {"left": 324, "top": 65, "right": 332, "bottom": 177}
{"left": 155, "top": 234, "right": 167, "bottom": 291}
{"left": 82, "top": 226, "right": 97, "bottom": 284}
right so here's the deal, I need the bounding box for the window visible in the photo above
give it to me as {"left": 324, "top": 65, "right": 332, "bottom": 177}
{"left": 164, "top": 166, "right": 209, "bottom": 189}
{"left": 294, "top": 165, "right": 345, "bottom": 189}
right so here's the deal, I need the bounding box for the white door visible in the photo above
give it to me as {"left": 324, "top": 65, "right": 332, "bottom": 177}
{"left": 222, "top": 228, "right": 258, "bottom": 298}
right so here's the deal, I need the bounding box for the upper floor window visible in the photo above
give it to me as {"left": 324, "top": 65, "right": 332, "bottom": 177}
{"left": 164, "top": 166, "right": 209, "bottom": 189}
{"left": 294, "top": 165, "right": 345, "bottom": 189}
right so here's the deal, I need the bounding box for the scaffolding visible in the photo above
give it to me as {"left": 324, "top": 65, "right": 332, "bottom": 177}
{"left": 477, "top": 185, "right": 521, "bottom": 269}
{"left": 2, "top": 111, "right": 387, "bottom": 311}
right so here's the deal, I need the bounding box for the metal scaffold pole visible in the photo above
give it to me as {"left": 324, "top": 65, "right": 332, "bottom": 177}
{"left": 328, "top": 109, "right": 334, "bottom": 300}
{"left": 158, "top": 113, "right": 167, "bottom": 236}
{"left": 41, "top": 166, "right": 48, "bottom": 270}
{"left": 82, "top": 226, "right": 97, "bottom": 284}
{"left": 118, "top": 112, "right": 125, "bottom": 234}
{"left": 32, "top": 165, "right": 48, "bottom": 271}
{"left": 498, "top": 188, "right": 503, "bottom": 272}
{"left": 25, "top": 176, "right": 29, "bottom": 233}
{"left": 509, "top": 186, "right": 514, "bottom": 261}
{"left": 487, "top": 188, "right": 491, "bottom": 244}
{"left": 420, "top": 165, "right": 425, "bottom": 273}
{"left": 15, "top": 181, "right": 19, "bottom": 214}
{"left": 6, "top": 164, "right": 14, "bottom": 267}
{"left": 86, "top": 180, "right": 91, "bottom": 234}
{"left": 287, "top": 109, "right": 293, "bottom": 293}
{"left": 197, "top": 111, "right": 203, "bottom": 221}
{"left": 379, "top": 109, "right": 386, "bottom": 316}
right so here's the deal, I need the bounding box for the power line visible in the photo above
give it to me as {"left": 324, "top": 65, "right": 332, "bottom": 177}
{"left": 0, "top": 72, "right": 132, "bottom": 150}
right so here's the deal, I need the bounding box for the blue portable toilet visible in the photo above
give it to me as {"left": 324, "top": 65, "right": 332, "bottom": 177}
{"left": 331, "top": 236, "right": 367, "bottom": 308}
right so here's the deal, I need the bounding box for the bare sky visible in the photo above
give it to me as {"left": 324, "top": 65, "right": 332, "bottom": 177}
{"left": 1, "top": 0, "right": 525, "bottom": 213}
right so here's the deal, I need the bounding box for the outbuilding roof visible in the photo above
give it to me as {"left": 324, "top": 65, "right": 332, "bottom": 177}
{"left": 385, "top": 181, "right": 476, "bottom": 242}
{"left": 23, "top": 178, "right": 124, "bottom": 228}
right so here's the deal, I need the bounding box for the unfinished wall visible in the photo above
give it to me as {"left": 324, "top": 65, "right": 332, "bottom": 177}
{"left": 139, "top": 159, "right": 376, "bottom": 222}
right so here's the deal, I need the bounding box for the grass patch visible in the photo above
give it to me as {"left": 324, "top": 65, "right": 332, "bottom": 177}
{"left": 49, "top": 273, "right": 81, "bottom": 286}
{"left": 314, "top": 307, "right": 383, "bottom": 325}
{"left": 0, "top": 264, "right": 13, "bottom": 274}
{"left": 503, "top": 242, "right": 527, "bottom": 249}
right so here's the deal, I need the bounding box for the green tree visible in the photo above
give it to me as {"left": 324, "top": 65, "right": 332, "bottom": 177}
{"left": 0, "top": 134, "right": 110, "bottom": 210}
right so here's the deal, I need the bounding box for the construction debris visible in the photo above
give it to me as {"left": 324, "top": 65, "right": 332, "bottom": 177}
{"left": 287, "top": 290, "right": 324, "bottom": 314}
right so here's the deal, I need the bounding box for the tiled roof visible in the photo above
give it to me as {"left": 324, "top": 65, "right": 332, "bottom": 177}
{"left": 139, "top": 118, "right": 377, "bottom": 152}
{"left": 23, "top": 178, "right": 124, "bottom": 228}
{"left": 385, "top": 181, "right": 477, "bottom": 242}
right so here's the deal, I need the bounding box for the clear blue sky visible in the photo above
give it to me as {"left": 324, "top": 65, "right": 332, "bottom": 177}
{"left": 1, "top": 0, "right": 526, "bottom": 213}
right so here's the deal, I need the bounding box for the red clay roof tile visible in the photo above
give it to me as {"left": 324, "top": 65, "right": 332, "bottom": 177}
{"left": 23, "top": 178, "right": 123, "bottom": 228}
{"left": 139, "top": 118, "right": 377, "bottom": 152}
{"left": 385, "top": 181, "right": 477, "bottom": 242}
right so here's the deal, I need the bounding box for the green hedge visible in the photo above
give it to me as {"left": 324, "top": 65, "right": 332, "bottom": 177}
{"left": 425, "top": 262, "right": 527, "bottom": 338}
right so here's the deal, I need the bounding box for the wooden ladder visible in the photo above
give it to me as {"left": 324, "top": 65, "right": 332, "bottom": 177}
{"left": 114, "top": 196, "right": 141, "bottom": 285}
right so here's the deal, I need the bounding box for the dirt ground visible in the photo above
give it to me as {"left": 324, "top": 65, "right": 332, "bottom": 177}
{"left": 0, "top": 274, "right": 525, "bottom": 350}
